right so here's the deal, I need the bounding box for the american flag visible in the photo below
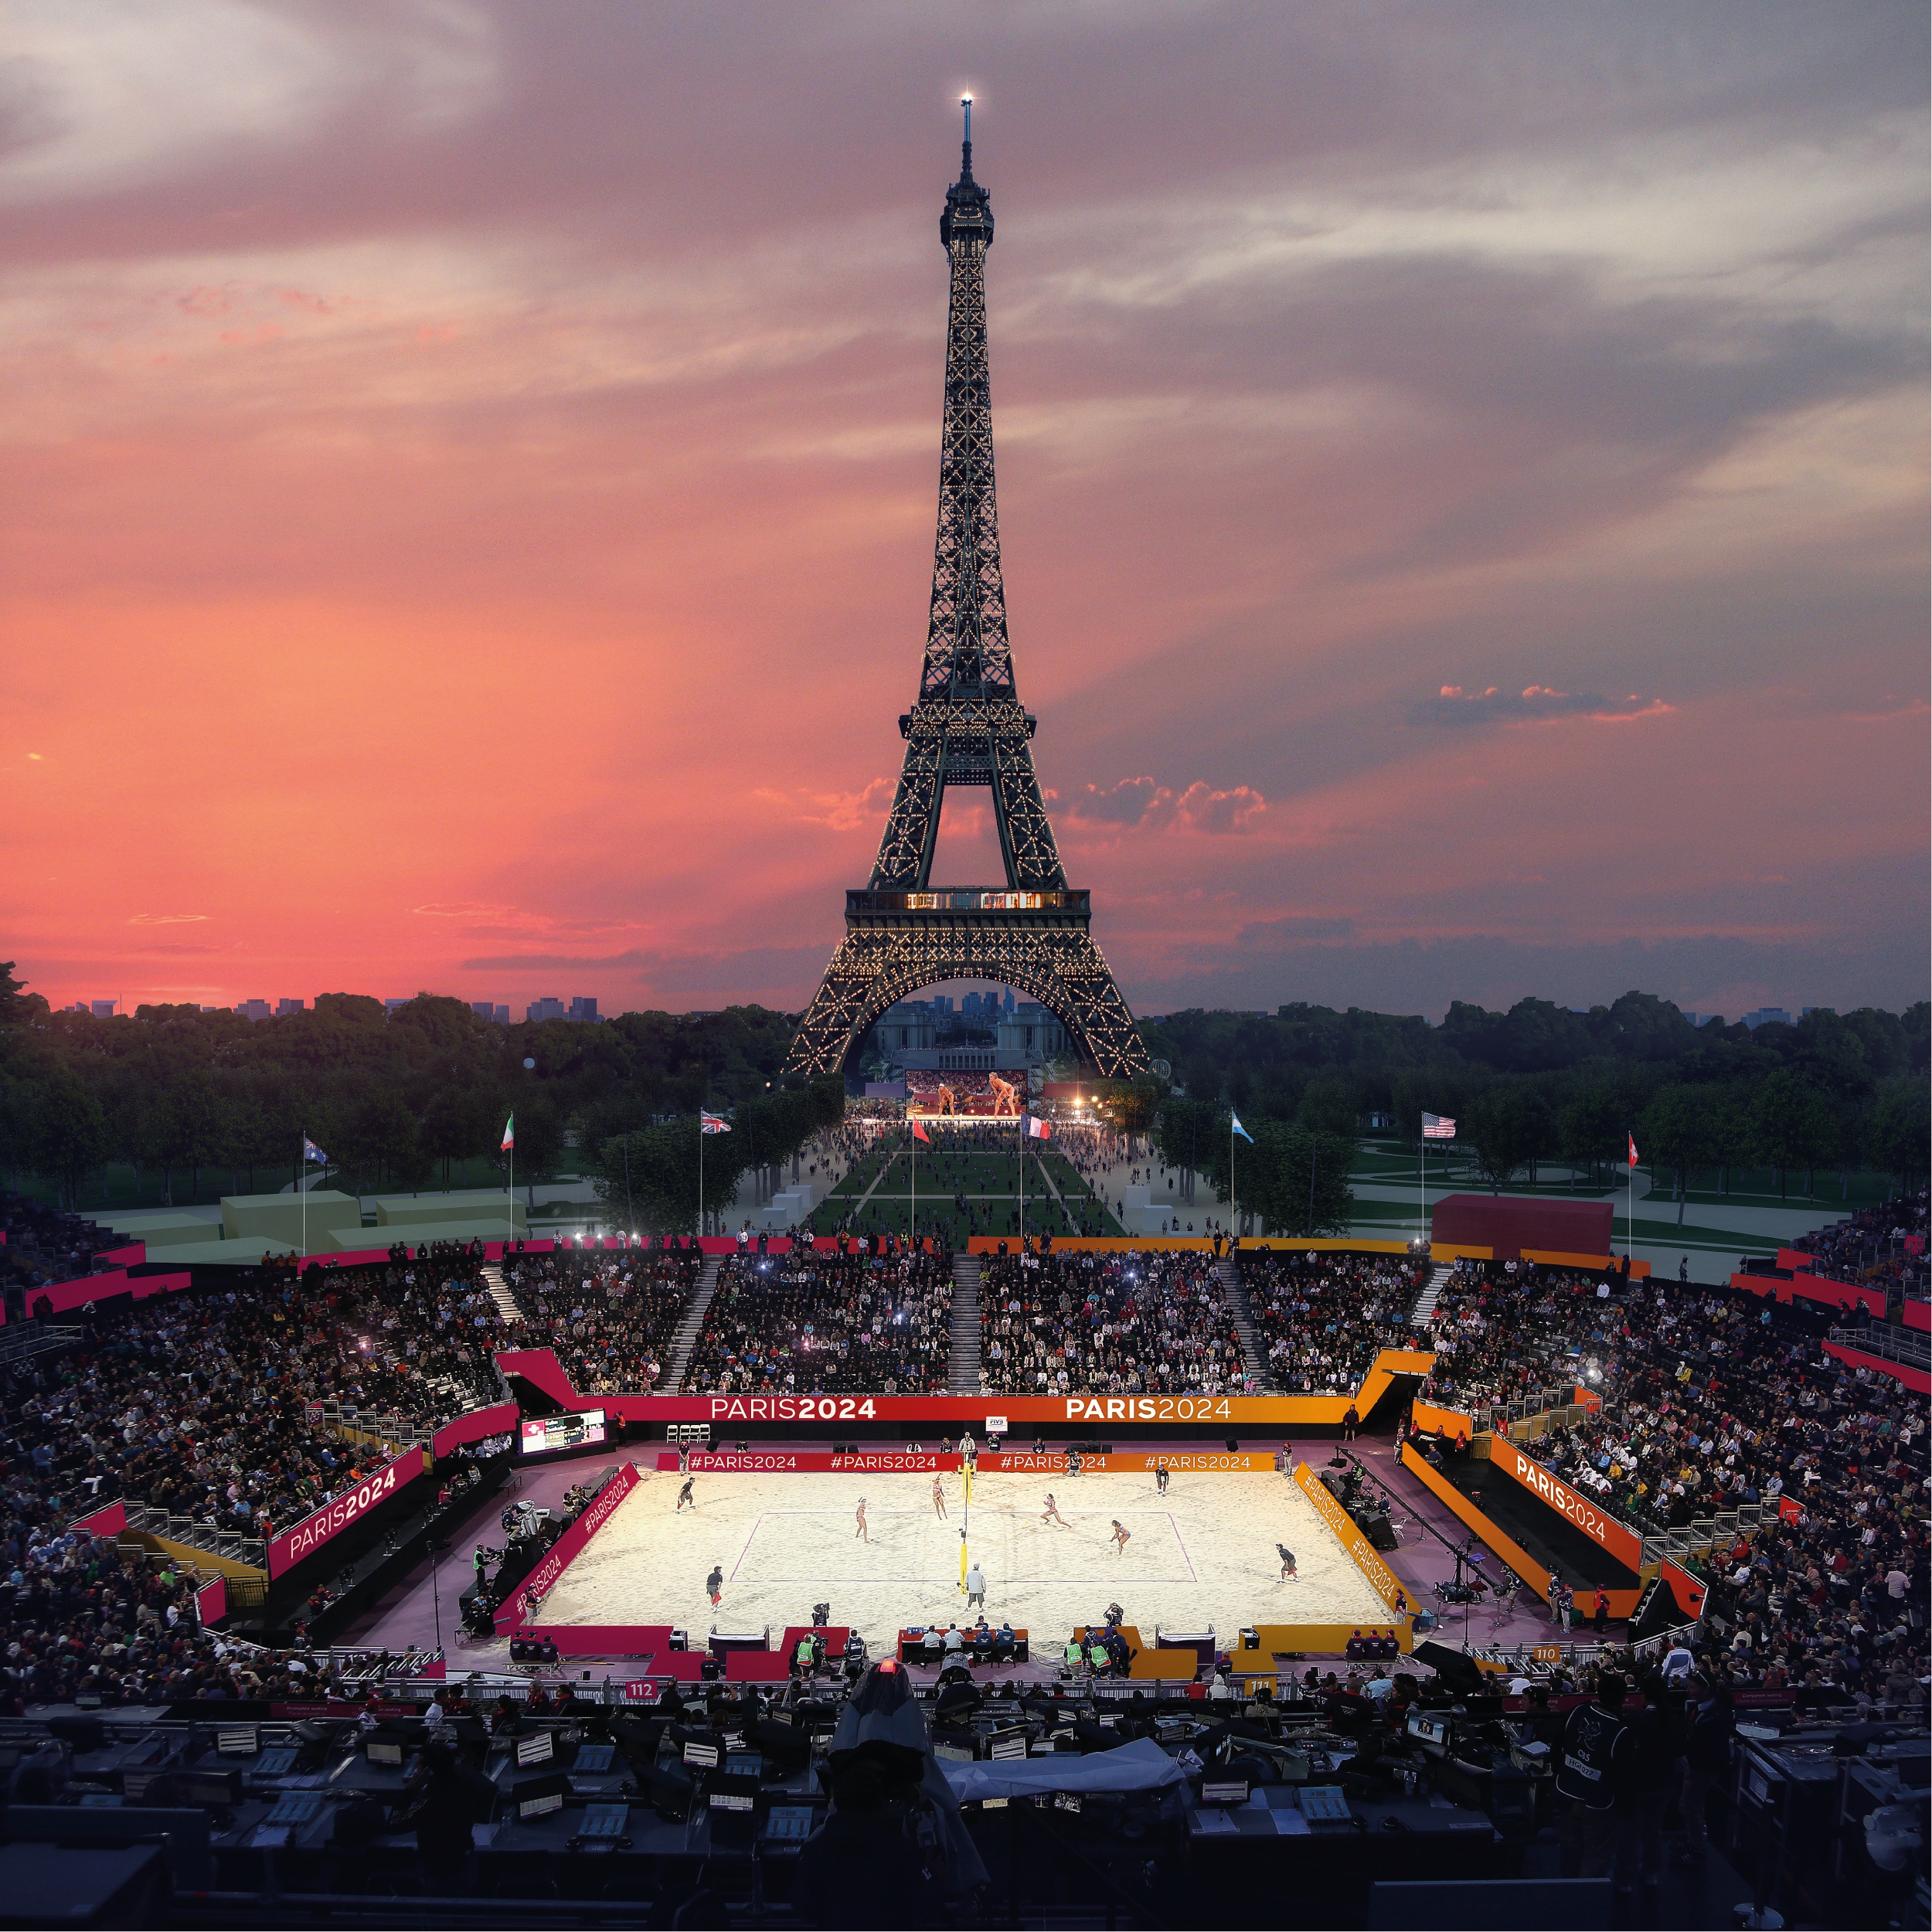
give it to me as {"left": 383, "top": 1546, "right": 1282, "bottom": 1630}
{"left": 1422, "top": 1113, "right": 1456, "bottom": 1140}
{"left": 700, "top": 1111, "right": 730, "bottom": 1134}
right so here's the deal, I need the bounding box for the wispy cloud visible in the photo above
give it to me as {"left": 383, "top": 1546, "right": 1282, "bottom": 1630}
{"left": 1064, "top": 777, "right": 1268, "bottom": 834}
{"left": 1420, "top": 685, "right": 1675, "bottom": 727}
{"left": 127, "top": 912, "right": 208, "bottom": 925}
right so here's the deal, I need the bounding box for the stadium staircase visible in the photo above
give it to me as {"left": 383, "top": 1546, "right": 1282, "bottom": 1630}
{"left": 1412, "top": 1263, "right": 1452, "bottom": 1326}
{"left": 948, "top": 1253, "right": 982, "bottom": 1393}
{"left": 479, "top": 1263, "right": 522, "bottom": 1325}
{"left": 1216, "top": 1257, "right": 1274, "bottom": 1390}
{"left": 660, "top": 1255, "right": 723, "bottom": 1395}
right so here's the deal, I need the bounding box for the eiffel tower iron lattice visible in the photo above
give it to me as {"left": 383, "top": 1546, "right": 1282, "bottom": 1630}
{"left": 785, "top": 105, "right": 1148, "bottom": 1082}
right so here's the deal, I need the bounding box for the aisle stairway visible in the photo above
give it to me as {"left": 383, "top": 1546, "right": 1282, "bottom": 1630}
{"left": 1412, "top": 1263, "right": 1452, "bottom": 1326}
{"left": 660, "top": 1256, "right": 723, "bottom": 1395}
{"left": 1216, "top": 1256, "right": 1274, "bottom": 1390}
{"left": 948, "top": 1253, "right": 982, "bottom": 1393}
{"left": 479, "top": 1263, "right": 522, "bottom": 1325}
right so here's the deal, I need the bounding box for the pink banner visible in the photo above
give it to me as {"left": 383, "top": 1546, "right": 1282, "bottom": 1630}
{"left": 196, "top": 1575, "right": 228, "bottom": 1624}
{"left": 430, "top": 1401, "right": 519, "bottom": 1459}
{"left": 267, "top": 1447, "right": 427, "bottom": 1578}
{"left": 494, "top": 1461, "right": 641, "bottom": 1631}
{"left": 73, "top": 1501, "right": 128, "bottom": 1539}
{"left": 1902, "top": 1298, "right": 1930, "bottom": 1334}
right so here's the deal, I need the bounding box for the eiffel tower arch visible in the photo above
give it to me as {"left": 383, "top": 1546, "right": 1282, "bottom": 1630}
{"left": 785, "top": 104, "right": 1148, "bottom": 1083}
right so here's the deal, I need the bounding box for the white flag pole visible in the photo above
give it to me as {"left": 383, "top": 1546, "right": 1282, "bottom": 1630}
{"left": 300, "top": 1130, "right": 306, "bottom": 1263}
{"left": 1420, "top": 1117, "right": 1425, "bottom": 1249}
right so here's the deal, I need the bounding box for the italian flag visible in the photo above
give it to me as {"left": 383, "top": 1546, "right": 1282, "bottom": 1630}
{"left": 501, "top": 1115, "right": 515, "bottom": 1153}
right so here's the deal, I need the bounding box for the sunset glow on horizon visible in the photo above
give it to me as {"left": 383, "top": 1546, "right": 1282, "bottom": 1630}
{"left": 4, "top": 4, "right": 1927, "bottom": 1023}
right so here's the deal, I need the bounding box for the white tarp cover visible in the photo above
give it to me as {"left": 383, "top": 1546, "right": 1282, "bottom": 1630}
{"left": 940, "top": 1736, "right": 1185, "bottom": 1801}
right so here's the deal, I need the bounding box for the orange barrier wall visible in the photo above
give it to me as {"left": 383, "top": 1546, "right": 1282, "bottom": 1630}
{"left": 1293, "top": 1460, "right": 1413, "bottom": 1615}
{"left": 1485, "top": 1437, "right": 1645, "bottom": 1573}
{"left": 1394, "top": 1442, "right": 1643, "bottom": 1618}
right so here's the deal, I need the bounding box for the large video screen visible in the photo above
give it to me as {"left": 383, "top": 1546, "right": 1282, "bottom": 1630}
{"left": 520, "top": 1410, "right": 606, "bottom": 1455}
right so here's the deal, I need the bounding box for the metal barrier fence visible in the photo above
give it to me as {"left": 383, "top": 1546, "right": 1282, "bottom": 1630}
{"left": 1829, "top": 1321, "right": 1930, "bottom": 1372}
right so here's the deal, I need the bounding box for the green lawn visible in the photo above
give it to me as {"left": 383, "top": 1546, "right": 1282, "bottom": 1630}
{"left": 803, "top": 1145, "right": 1117, "bottom": 1242}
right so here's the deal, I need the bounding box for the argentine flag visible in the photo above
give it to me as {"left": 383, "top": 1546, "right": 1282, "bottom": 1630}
{"left": 1230, "top": 1111, "right": 1253, "bottom": 1143}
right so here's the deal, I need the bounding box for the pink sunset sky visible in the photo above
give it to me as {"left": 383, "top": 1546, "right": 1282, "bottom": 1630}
{"left": 4, "top": 3, "right": 1927, "bottom": 1022}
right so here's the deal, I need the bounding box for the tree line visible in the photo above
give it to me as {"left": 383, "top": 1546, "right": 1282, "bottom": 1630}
{"left": 0, "top": 967, "right": 835, "bottom": 1221}
{"left": 1145, "top": 992, "right": 1930, "bottom": 1213}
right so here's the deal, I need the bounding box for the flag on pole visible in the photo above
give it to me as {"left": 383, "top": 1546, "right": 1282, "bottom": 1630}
{"left": 701, "top": 1111, "right": 731, "bottom": 1134}
{"left": 301, "top": 1137, "right": 328, "bottom": 1165}
{"left": 1628, "top": 1133, "right": 1640, "bottom": 1168}
{"left": 1422, "top": 1113, "right": 1456, "bottom": 1141}
{"left": 500, "top": 1116, "right": 515, "bottom": 1153}
{"left": 1230, "top": 1111, "right": 1253, "bottom": 1144}
{"left": 1023, "top": 1115, "right": 1051, "bottom": 1141}
{"left": 911, "top": 1118, "right": 931, "bottom": 1144}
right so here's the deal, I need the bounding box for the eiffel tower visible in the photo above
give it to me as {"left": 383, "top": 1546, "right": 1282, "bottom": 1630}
{"left": 785, "top": 104, "right": 1148, "bottom": 1082}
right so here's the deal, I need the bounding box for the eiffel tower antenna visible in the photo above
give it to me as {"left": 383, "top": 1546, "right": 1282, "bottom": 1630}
{"left": 784, "top": 109, "right": 1148, "bottom": 1082}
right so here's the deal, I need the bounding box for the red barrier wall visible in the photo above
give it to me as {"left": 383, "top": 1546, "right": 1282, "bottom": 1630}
{"left": 73, "top": 1502, "right": 128, "bottom": 1539}
{"left": 1731, "top": 1270, "right": 1886, "bottom": 1319}
{"left": 495, "top": 1345, "right": 1435, "bottom": 1428}
{"left": 1903, "top": 1299, "right": 1930, "bottom": 1334}
{"left": 1821, "top": 1340, "right": 1931, "bottom": 1394}
{"left": 494, "top": 1461, "right": 642, "bottom": 1631}
{"left": 196, "top": 1575, "right": 229, "bottom": 1624}
{"left": 652, "top": 1449, "right": 1273, "bottom": 1475}
{"left": 267, "top": 1447, "right": 428, "bottom": 1578}
{"left": 505, "top": 1622, "right": 674, "bottom": 1657}
{"left": 430, "top": 1402, "right": 519, "bottom": 1459}
{"left": 5, "top": 1266, "right": 192, "bottom": 1323}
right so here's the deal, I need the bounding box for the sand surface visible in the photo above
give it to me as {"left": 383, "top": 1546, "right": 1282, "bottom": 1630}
{"left": 534, "top": 1465, "right": 1391, "bottom": 1651}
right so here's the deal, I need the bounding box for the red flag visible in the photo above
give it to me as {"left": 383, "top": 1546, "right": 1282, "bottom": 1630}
{"left": 911, "top": 1119, "right": 930, "bottom": 1144}
{"left": 1628, "top": 1133, "right": 1639, "bottom": 1168}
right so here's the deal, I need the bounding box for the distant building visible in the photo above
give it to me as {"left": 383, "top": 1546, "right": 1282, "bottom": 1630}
{"left": 527, "top": 996, "right": 566, "bottom": 1023}
{"left": 237, "top": 998, "right": 271, "bottom": 1022}
{"left": 997, "top": 1003, "right": 1070, "bottom": 1060}
{"left": 90, "top": 999, "right": 116, "bottom": 1019}
{"left": 199, "top": 1005, "right": 220, "bottom": 1013}
{"left": 383, "top": 998, "right": 412, "bottom": 1013}
{"left": 568, "top": 996, "right": 599, "bottom": 1023}
{"left": 494, "top": 1004, "right": 510, "bottom": 1025}
{"left": 1742, "top": 1008, "right": 1792, "bottom": 1030}
{"left": 276, "top": 998, "right": 304, "bottom": 1017}
{"left": 879, "top": 1002, "right": 938, "bottom": 1053}
{"left": 1801, "top": 1005, "right": 1832, "bottom": 1019}
{"left": 471, "top": 1001, "right": 495, "bottom": 1022}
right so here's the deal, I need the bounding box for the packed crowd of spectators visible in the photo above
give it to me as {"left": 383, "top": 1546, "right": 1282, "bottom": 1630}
{"left": 978, "top": 1249, "right": 1250, "bottom": 1396}
{"left": 1418, "top": 1258, "right": 1621, "bottom": 1417}
{"left": 0, "top": 1523, "right": 342, "bottom": 1711}
{"left": 1790, "top": 1189, "right": 1928, "bottom": 1300}
{"left": 1242, "top": 1250, "right": 1429, "bottom": 1393}
{"left": 1409, "top": 1258, "right": 1928, "bottom": 1709}
{"left": 682, "top": 1247, "right": 954, "bottom": 1395}
{"left": 503, "top": 1246, "right": 699, "bottom": 1395}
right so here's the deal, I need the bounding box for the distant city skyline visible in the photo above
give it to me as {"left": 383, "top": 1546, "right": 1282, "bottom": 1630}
{"left": 6, "top": 8, "right": 1925, "bottom": 1022}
